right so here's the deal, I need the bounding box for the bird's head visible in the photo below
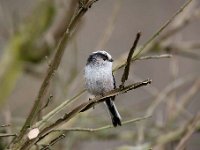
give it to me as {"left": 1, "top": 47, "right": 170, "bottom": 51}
{"left": 87, "top": 51, "right": 113, "bottom": 66}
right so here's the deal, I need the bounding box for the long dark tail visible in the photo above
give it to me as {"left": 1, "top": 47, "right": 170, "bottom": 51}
{"left": 105, "top": 97, "right": 121, "bottom": 127}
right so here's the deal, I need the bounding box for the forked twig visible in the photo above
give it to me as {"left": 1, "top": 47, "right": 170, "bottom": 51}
{"left": 38, "top": 95, "right": 53, "bottom": 114}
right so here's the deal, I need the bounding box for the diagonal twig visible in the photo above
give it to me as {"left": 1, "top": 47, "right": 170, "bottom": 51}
{"left": 120, "top": 32, "right": 141, "bottom": 88}
{"left": 36, "top": 90, "right": 85, "bottom": 129}
{"left": 40, "top": 134, "right": 66, "bottom": 150}
{"left": 175, "top": 113, "right": 200, "bottom": 150}
{"left": 113, "top": 0, "right": 193, "bottom": 72}
{"left": 38, "top": 95, "right": 53, "bottom": 114}
{"left": 154, "top": 112, "right": 200, "bottom": 148}
{"left": 132, "top": 0, "right": 193, "bottom": 61}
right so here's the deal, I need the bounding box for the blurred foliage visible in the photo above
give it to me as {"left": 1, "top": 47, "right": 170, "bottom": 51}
{"left": 0, "top": 0, "right": 55, "bottom": 105}
{"left": 18, "top": 0, "right": 55, "bottom": 63}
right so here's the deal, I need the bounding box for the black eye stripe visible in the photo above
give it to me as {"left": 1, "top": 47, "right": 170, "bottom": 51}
{"left": 90, "top": 53, "right": 108, "bottom": 60}
{"left": 97, "top": 53, "right": 109, "bottom": 60}
{"left": 87, "top": 52, "right": 112, "bottom": 64}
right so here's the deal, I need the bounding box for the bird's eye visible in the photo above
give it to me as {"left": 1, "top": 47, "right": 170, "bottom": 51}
{"left": 103, "top": 58, "right": 106, "bottom": 61}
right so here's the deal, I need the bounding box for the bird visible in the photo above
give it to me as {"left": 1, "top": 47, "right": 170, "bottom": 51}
{"left": 84, "top": 50, "right": 121, "bottom": 127}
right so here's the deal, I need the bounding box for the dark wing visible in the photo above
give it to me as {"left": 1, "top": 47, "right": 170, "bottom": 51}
{"left": 111, "top": 73, "right": 116, "bottom": 101}
{"left": 105, "top": 74, "right": 121, "bottom": 127}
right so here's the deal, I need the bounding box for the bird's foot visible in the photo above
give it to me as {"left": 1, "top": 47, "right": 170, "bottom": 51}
{"left": 89, "top": 98, "right": 95, "bottom": 109}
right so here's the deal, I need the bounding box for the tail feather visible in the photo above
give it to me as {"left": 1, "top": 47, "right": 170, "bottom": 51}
{"left": 105, "top": 97, "right": 121, "bottom": 127}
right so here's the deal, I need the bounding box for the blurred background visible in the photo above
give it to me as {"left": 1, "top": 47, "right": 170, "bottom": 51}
{"left": 0, "top": 0, "right": 200, "bottom": 149}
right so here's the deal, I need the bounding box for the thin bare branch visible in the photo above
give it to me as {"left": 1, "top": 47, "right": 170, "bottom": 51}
{"left": 146, "top": 75, "right": 196, "bottom": 116}
{"left": 132, "top": 0, "right": 193, "bottom": 60}
{"left": 120, "top": 32, "right": 141, "bottom": 87}
{"left": 175, "top": 113, "right": 200, "bottom": 150}
{"left": 40, "top": 134, "right": 65, "bottom": 150}
{"left": 38, "top": 95, "right": 53, "bottom": 114}
{"left": 82, "top": 79, "right": 151, "bottom": 112}
{"left": 113, "top": 0, "right": 193, "bottom": 72}
{"left": 96, "top": 0, "right": 122, "bottom": 49}
{"left": 171, "top": 79, "right": 200, "bottom": 120}
{"left": 37, "top": 115, "right": 151, "bottom": 147}
{"left": 36, "top": 90, "right": 85, "bottom": 129}
{"left": 165, "top": 44, "right": 200, "bottom": 61}
{"left": 154, "top": 113, "right": 200, "bottom": 148}
{"left": 159, "top": 2, "right": 200, "bottom": 42}
{"left": 54, "top": 115, "right": 151, "bottom": 132}
{"left": 135, "top": 54, "right": 172, "bottom": 61}
{"left": 0, "top": 133, "right": 16, "bottom": 137}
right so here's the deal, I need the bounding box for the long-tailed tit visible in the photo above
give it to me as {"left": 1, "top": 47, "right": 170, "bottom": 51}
{"left": 84, "top": 51, "right": 121, "bottom": 127}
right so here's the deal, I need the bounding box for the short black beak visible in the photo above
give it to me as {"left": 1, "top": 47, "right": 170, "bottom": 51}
{"left": 110, "top": 58, "right": 113, "bottom": 62}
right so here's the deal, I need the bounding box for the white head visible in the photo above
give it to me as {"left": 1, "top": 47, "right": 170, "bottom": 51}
{"left": 86, "top": 51, "right": 113, "bottom": 66}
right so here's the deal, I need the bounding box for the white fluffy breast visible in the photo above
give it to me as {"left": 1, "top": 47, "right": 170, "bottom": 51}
{"left": 84, "top": 62, "right": 114, "bottom": 96}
